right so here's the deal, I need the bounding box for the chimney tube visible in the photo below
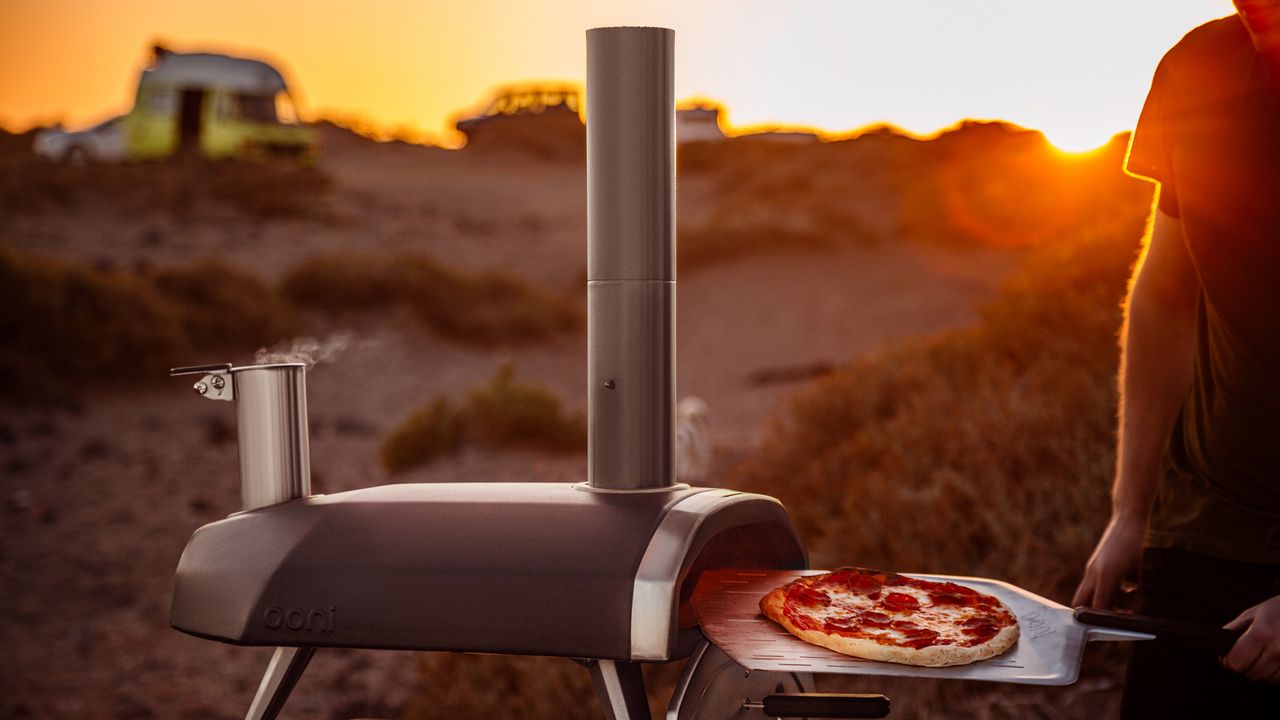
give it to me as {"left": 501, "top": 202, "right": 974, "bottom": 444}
{"left": 586, "top": 27, "right": 676, "bottom": 490}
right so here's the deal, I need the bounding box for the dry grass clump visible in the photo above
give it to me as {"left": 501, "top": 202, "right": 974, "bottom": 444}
{"left": 724, "top": 200, "right": 1153, "bottom": 717}
{"left": 0, "top": 128, "right": 330, "bottom": 221}
{"left": 0, "top": 243, "right": 187, "bottom": 400}
{"left": 381, "top": 365, "right": 586, "bottom": 473}
{"left": 380, "top": 398, "right": 467, "bottom": 473}
{"left": 146, "top": 259, "right": 294, "bottom": 349}
{"left": 735, "top": 201, "right": 1151, "bottom": 595}
{"left": 0, "top": 244, "right": 294, "bottom": 403}
{"left": 282, "top": 251, "right": 581, "bottom": 346}
{"left": 466, "top": 364, "right": 587, "bottom": 449}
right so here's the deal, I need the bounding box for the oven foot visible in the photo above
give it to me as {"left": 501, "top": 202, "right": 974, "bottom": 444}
{"left": 244, "top": 646, "right": 316, "bottom": 720}
{"left": 585, "top": 658, "right": 652, "bottom": 720}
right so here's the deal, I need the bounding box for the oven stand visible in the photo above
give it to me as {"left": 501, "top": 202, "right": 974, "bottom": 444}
{"left": 585, "top": 658, "right": 652, "bottom": 720}
{"left": 244, "top": 646, "right": 315, "bottom": 720}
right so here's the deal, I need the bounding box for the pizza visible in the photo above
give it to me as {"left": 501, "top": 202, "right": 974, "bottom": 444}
{"left": 759, "top": 567, "right": 1020, "bottom": 667}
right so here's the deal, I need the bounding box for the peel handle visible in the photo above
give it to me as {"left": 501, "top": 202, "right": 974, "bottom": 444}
{"left": 1074, "top": 607, "right": 1241, "bottom": 655}
{"left": 758, "top": 693, "right": 890, "bottom": 719}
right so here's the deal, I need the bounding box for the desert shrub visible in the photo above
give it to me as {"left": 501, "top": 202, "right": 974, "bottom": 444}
{"left": 282, "top": 252, "right": 581, "bottom": 345}
{"left": 466, "top": 364, "right": 586, "bottom": 450}
{"left": 278, "top": 253, "right": 395, "bottom": 313}
{"left": 380, "top": 398, "right": 466, "bottom": 473}
{"left": 722, "top": 197, "right": 1153, "bottom": 717}
{"left": 380, "top": 365, "right": 585, "bottom": 474}
{"left": 0, "top": 244, "right": 294, "bottom": 403}
{"left": 147, "top": 258, "right": 294, "bottom": 349}
{"left": 0, "top": 243, "right": 188, "bottom": 401}
{"left": 734, "top": 200, "right": 1152, "bottom": 593}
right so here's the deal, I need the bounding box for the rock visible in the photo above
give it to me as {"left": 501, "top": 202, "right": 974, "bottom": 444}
{"left": 9, "top": 488, "right": 33, "bottom": 513}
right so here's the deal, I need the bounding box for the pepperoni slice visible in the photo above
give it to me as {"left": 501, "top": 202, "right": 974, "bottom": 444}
{"left": 861, "top": 611, "right": 892, "bottom": 627}
{"left": 787, "top": 585, "right": 831, "bottom": 608}
{"left": 883, "top": 592, "right": 919, "bottom": 611}
{"left": 902, "top": 628, "right": 941, "bottom": 649}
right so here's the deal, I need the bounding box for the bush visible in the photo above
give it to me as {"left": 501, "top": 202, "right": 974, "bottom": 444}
{"left": 380, "top": 365, "right": 585, "bottom": 474}
{"left": 147, "top": 258, "right": 294, "bottom": 349}
{"left": 0, "top": 244, "right": 294, "bottom": 403}
{"left": 0, "top": 243, "right": 188, "bottom": 401}
{"left": 282, "top": 252, "right": 581, "bottom": 345}
{"left": 723, "top": 199, "right": 1153, "bottom": 717}
{"left": 380, "top": 398, "right": 466, "bottom": 474}
{"left": 466, "top": 364, "right": 586, "bottom": 451}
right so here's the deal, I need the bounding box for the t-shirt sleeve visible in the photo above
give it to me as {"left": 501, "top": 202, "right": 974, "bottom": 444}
{"left": 1126, "top": 56, "right": 1181, "bottom": 217}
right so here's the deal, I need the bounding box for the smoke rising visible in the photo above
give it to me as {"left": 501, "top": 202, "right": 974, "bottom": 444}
{"left": 254, "top": 333, "right": 353, "bottom": 369}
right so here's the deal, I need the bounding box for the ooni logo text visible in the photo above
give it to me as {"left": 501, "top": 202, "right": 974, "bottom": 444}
{"left": 262, "top": 606, "right": 336, "bottom": 633}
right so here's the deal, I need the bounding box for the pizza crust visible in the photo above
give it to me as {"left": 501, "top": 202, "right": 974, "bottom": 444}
{"left": 759, "top": 581, "right": 1020, "bottom": 668}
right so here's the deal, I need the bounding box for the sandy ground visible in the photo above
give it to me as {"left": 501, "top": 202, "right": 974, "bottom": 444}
{"left": 0, "top": 126, "right": 1018, "bottom": 718}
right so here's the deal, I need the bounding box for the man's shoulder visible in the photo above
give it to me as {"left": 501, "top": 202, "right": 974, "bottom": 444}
{"left": 1153, "top": 14, "right": 1254, "bottom": 97}
{"left": 1164, "top": 15, "right": 1250, "bottom": 69}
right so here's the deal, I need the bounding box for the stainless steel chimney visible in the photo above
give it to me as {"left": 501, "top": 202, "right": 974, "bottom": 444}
{"left": 587, "top": 26, "right": 676, "bottom": 491}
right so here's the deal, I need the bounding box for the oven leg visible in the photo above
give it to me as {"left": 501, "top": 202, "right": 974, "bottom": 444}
{"left": 586, "top": 659, "right": 651, "bottom": 720}
{"left": 244, "top": 646, "right": 315, "bottom": 720}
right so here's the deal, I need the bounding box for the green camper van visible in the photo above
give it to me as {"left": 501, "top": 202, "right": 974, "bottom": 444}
{"left": 126, "top": 47, "right": 316, "bottom": 160}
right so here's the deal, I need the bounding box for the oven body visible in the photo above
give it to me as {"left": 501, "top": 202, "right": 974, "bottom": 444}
{"left": 171, "top": 483, "right": 806, "bottom": 662}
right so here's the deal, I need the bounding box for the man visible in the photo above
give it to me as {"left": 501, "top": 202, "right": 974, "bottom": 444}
{"left": 1073, "top": 1, "right": 1280, "bottom": 715}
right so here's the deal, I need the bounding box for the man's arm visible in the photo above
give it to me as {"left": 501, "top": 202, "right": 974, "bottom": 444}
{"left": 1072, "top": 208, "right": 1197, "bottom": 609}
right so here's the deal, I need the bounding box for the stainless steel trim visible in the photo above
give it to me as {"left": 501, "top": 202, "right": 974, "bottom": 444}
{"left": 588, "top": 659, "right": 652, "bottom": 720}
{"left": 572, "top": 482, "right": 691, "bottom": 494}
{"left": 244, "top": 646, "right": 313, "bottom": 720}
{"left": 630, "top": 489, "right": 763, "bottom": 660}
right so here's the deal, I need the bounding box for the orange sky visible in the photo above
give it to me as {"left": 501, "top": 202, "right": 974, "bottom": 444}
{"left": 0, "top": 0, "right": 1236, "bottom": 150}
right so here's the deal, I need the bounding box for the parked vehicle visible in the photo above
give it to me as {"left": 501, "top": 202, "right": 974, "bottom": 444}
{"left": 455, "top": 83, "right": 581, "bottom": 138}
{"left": 33, "top": 46, "right": 316, "bottom": 162}
{"left": 33, "top": 115, "right": 128, "bottom": 164}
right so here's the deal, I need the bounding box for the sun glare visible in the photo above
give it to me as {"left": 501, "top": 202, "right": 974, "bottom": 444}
{"left": 1044, "top": 128, "right": 1112, "bottom": 155}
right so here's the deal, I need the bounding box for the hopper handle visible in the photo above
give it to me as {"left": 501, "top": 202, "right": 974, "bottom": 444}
{"left": 1074, "top": 607, "right": 1241, "bottom": 655}
{"left": 756, "top": 693, "right": 890, "bottom": 718}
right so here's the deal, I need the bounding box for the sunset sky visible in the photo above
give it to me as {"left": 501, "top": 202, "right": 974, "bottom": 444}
{"left": 0, "top": 0, "right": 1236, "bottom": 150}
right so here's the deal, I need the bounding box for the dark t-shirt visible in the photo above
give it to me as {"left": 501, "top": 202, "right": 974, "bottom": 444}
{"left": 1126, "top": 15, "right": 1280, "bottom": 563}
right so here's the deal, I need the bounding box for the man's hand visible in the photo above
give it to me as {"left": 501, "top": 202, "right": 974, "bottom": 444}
{"left": 1072, "top": 514, "right": 1146, "bottom": 609}
{"left": 1224, "top": 596, "right": 1280, "bottom": 682}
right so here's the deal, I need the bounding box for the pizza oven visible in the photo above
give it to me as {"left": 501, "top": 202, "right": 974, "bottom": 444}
{"left": 168, "top": 26, "right": 1186, "bottom": 720}
{"left": 168, "top": 27, "right": 856, "bottom": 720}
{"left": 170, "top": 483, "right": 804, "bottom": 661}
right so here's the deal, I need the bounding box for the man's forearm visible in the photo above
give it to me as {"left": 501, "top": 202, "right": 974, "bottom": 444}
{"left": 1113, "top": 211, "right": 1197, "bottom": 522}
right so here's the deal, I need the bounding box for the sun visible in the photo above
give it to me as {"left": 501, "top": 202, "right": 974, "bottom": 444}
{"left": 1043, "top": 126, "right": 1112, "bottom": 155}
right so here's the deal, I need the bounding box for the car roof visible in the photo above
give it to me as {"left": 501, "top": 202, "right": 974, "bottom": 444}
{"left": 139, "top": 51, "right": 289, "bottom": 94}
